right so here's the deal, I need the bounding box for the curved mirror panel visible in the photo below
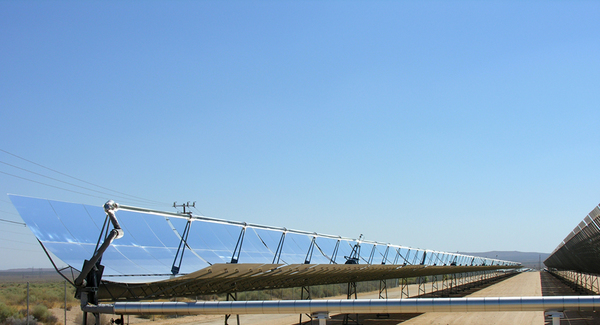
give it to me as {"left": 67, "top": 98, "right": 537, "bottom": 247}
{"left": 9, "top": 195, "right": 520, "bottom": 285}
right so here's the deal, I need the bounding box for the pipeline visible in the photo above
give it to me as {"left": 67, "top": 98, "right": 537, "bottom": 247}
{"left": 81, "top": 296, "right": 600, "bottom": 315}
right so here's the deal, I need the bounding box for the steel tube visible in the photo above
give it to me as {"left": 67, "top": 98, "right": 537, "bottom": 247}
{"left": 98, "top": 296, "right": 600, "bottom": 316}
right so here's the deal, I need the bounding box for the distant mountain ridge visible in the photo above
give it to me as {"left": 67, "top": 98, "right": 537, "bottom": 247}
{"left": 460, "top": 251, "right": 550, "bottom": 269}
{"left": 0, "top": 268, "right": 63, "bottom": 282}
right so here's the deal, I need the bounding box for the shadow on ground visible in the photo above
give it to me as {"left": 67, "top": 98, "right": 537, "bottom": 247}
{"left": 299, "top": 273, "right": 517, "bottom": 325}
{"left": 541, "top": 271, "right": 600, "bottom": 325}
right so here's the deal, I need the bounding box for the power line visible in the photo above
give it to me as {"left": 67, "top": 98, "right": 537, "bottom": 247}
{"left": 0, "top": 159, "right": 166, "bottom": 206}
{"left": 0, "top": 148, "right": 170, "bottom": 206}
{"left": 192, "top": 206, "right": 206, "bottom": 216}
{"left": 0, "top": 170, "right": 110, "bottom": 200}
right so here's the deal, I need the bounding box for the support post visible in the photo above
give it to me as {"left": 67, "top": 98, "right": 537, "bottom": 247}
{"left": 378, "top": 279, "right": 388, "bottom": 299}
{"left": 224, "top": 292, "right": 240, "bottom": 325}
{"left": 342, "top": 282, "right": 358, "bottom": 325}
{"left": 400, "top": 278, "right": 409, "bottom": 299}
{"left": 418, "top": 276, "right": 426, "bottom": 296}
{"left": 64, "top": 280, "right": 67, "bottom": 325}
{"left": 377, "top": 279, "right": 390, "bottom": 318}
{"left": 451, "top": 273, "right": 457, "bottom": 294}
{"left": 299, "top": 286, "right": 312, "bottom": 324}
{"left": 545, "top": 311, "right": 563, "bottom": 325}
{"left": 27, "top": 282, "right": 30, "bottom": 325}
{"left": 442, "top": 274, "right": 449, "bottom": 297}
{"left": 312, "top": 312, "right": 329, "bottom": 325}
{"left": 431, "top": 275, "right": 438, "bottom": 296}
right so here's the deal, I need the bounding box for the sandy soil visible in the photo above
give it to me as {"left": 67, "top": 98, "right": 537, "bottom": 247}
{"left": 400, "top": 271, "right": 544, "bottom": 325}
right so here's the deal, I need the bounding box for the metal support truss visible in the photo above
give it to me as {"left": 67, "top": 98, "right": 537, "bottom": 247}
{"left": 230, "top": 226, "right": 246, "bottom": 264}
{"left": 381, "top": 245, "right": 390, "bottom": 264}
{"left": 420, "top": 251, "right": 427, "bottom": 265}
{"left": 76, "top": 201, "right": 123, "bottom": 325}
{"left": 75, "top": 201, "right": 123, "bottom": 288}
{"left": 451, "top": 273, "right": 457, "bottom": 294}
{"left": 344, "top": 235, "right": 362, "bottom": 264}
{"left": 272, "top": 231, "right": 286, "bottom": 264}
{"left": 400, "top": 277, "right": 409, "bottom": 299}
{"left": 305, "top": 236, "right": 316, "bottom": 264}
{"left": 330, "top": 239, "right": 340, "bottom": 263}
{"left": 224, "top": 292, "right": 240, "bottom": 325}
{"left": 431, "top": 274, "right": 438, "bottom": 294}
{"left": 377, "top": 279, "right": 390, "bottom": 319}
{"left": 343, "top": 282, "right": 358, "bottom": 325}
{"left": 418, "top": 276, "right": 427, "bottom": 296}
{"left": 38, "top": 238, "right": 78, "bottom": 286}
{"left": 367, "top": 245, "right": 376, "bottom": 264}
{"left": 442, "top": 274, "right": 450, "bottom": 297}
{"left": 548, "top": 269, "right": 599, "bottom": 294}
{"left": 171, "top": 218, "right": 192, "bottom": 275}
{"left": 299, "top": 286, "right": 312, "bottom": 324}
{"left": 393, "top": 248, "right": 410, "bottom": 265}
{"left": 379, "top": 279, "right": 388, "bottom": 299}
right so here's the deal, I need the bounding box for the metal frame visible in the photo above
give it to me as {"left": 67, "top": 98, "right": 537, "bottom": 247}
{"left": 171, "top": 218, "right": 192, "bottom": 275}
{"left": 298, "top": 286, "right": 312, "bottom": 324}
{"left": 400, "top": 277, "right": 409, "bottom": 298}
{"left": 342, "top": 281, "right": 358, "bottom": 325}
{"left": 230, "top": 226, "right": 246, "bottom": 264}
{"left": 549, "top": 269, "right": 599, "bottom": 295}
{"left": 545, "top": 204, "right": 600, "bottom": 274}
{"left": 272, "top": 231, "right": 286, "bottom": 264}
{"left": 224, "top": 292, "right": 239, "bottom": 325}
{"left": 305, "top": 236, "right": 316, "bottom": 264}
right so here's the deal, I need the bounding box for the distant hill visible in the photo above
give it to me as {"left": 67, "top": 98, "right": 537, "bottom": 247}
{"left": 460, "top": 251, "right": 550, "bottom": 269}
{"left": 0, "top": 268, "right": 63, "bottom": 283}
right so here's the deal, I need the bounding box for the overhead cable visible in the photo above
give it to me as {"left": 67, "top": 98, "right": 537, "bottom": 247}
{"left": 0, "top": 148, "right": 170, "bottom": 206}
{"left": 0, "top": 170, "right": 110, "bottom": 200}
{"left": 0, "top": 160, "right": 163, "bottom": 206}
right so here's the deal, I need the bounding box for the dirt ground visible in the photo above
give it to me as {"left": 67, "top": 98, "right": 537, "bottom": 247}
{"left": 400, "top": 271, "right": 544, "bottom": 325}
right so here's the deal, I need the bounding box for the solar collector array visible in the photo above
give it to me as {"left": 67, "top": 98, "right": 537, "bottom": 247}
{"left": 545, "top": 204, "right": 600, "bottom": 274}
{"left": 10, "top": 195, "right": 520, "bottom": 299}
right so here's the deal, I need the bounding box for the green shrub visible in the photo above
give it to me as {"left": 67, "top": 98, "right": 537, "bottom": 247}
{"left": 0, "top": 302, "right": 19, "bottom": 323}
{"left": 31, "top": 305, "right": 47, "bottom": 322}
{"left": 29, "top": 304, "right": 57, "bottom": 325}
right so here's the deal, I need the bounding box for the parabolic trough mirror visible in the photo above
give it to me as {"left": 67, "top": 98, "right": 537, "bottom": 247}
{"left": 9, "top": 195, "right": 520, "bottom": 301}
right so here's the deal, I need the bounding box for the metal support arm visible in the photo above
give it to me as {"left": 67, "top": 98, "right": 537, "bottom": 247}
{"left": 75, "top": 201, "right": 123, "bottom": 287}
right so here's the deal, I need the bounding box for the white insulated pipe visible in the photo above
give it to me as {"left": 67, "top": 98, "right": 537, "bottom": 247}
{"left": 95, "top": 296, "right": 600, "bottom": 316}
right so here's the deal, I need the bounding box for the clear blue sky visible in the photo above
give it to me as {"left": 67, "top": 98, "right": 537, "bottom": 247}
{"left": 1, "top": 1, "right": 599, "bottom": 270}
